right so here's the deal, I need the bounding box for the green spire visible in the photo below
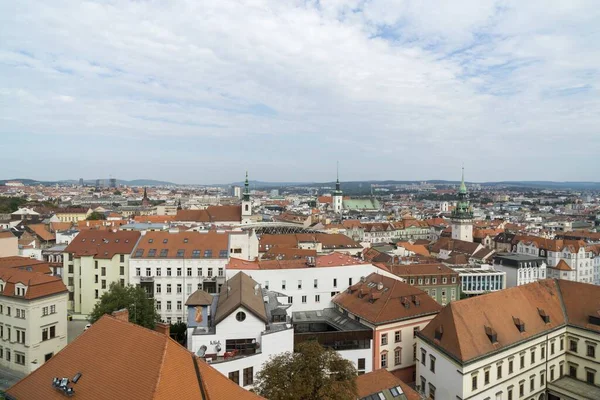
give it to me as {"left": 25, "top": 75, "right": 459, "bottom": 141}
{"left": 334, "top": 162, "right": 342, "bottom": 195}
{"left": 459, "top": 166, "right": 467, "bottom": 194}
{"left": 243, "top": 171, "right": 250, "bottom": 201}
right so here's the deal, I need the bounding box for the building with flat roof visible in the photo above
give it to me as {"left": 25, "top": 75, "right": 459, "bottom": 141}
{"left": 493, "top": 252, "right": 547, "bottom": 287}
{"left": 450, "top": 265, "right": 506, "bottom": 295}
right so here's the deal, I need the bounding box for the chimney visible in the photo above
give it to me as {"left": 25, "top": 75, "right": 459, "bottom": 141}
{"left": 155, "top": 322, "right": 170, "bottom": 337}
{"left": 111, "top": 308, "right": 129, "bottom": 322}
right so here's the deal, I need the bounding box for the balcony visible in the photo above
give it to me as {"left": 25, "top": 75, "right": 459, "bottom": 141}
{"left": 140, "top": 276, "right": 154, "bottom": 283}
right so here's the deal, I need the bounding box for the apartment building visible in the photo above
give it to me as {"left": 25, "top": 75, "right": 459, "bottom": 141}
{"left": 62, "top": 230, "right": 141, "bottom": 317}
{"left": 0, "top": 231, "right": 18, "bottom": 258}
{"left": 452, "top": 265, "right": 507, "bottom": 295}
{"left": 130, "top": 230, "right": 258, "bottom": 323}
{"left": 493, "top": 253, "right": 547, "bottom": 287}
{"left": 54, "top": 208, "right": 91, "bottom": 223}
{"left": 227, "top": 253, "right": 400, "bottom": 313}
{"left": 416, "top": 279, "right": 600, "bottom": 400}
{"left": 0, "top": 268, "right": 68, "bottom": 374}
{"left": 388, "top": 263, "right": 461, "bottom": 305}
{"left": 333, "top": 273, "right": 442, "bottom": 383}
{"left": 259, "top": 233, "right": 364, "bottom": 256}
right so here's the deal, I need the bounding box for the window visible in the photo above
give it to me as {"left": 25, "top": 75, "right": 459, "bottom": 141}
{"left": 197, "top": 268, "right": 202, "bottom": 276}
{"left": 120, "top": 254, "right": 125, "bottom": 263}
{"left": 16, "top": 329, "right": 25, "bottom": 344}
{"left": 134, "top": 249, "right": 144, "bottom": 257}
{"left": 550, "top": 367, "right": 555, "bottom": 381}
{"left": 101, "top": 280, "right": 106, "bottom": 289}
{"left": 395, "top": 348, "right": 401, "bottom": 365}
{"left": 560, "top": 337, "right": 564, "bottom": 351}
{"left": 430, "top": 355, "right": 436, "bottom": 373}
{"left": 301, "top": 295, "right": 307, "bottom": 304}
{"left": 187, "top": 268, "right": 192, "bottom": 277}
{"left": 410, "top": 279, "right": 415, "bottom": 285}
{"left": 95, "top": 289, "right": 99, "bottom": 299}
{"left": 207, "top": 268, "right": 213, "bottom": 277}
{"left": 420, "top": 377, "right": 427, "bottom": 395}
{"left": 484, "top": 369, "right": 489, "bottom": 385}
{"left": 228, "top": 371, "right": 239, "bottom": 385}
{"left": 471, "top": 374, "right": 478, "bottom": 391}
{"left": 570, "top": 339, "right": 578, "bottom": 352}
{"left": 177, "top": 301, "right": 182, "bottom": 311}
{"left": 167, "top": 284, "right": 171, "bottom": 293}
{"left": 120, "top": 266, "right": 124, "bottom": 275}
{"left": 15, "top": 353, "right": 25, "bottom": 365}
{"left": 101, "top": 267, "right": 106, "bottom": 276}
{"left": 560, "top": 363, "right": 564, "bottom": 377}
{"left": 156, "top": 268, "right": 161, "bottom": 276}
{"left": 281, "top": 280, "right": 286, "bottom": 290}
{"left": 187, "top": 284, "right": 192, "bottom": 295}
{"left": 167, "top": 268, "right": 171, "bottom": 276}
{"left": 508, "top": 358, "right": 513, "bottom": 374}
{"left": 531, "top": 349, "right": 535, "bottom": 364}
{"left": 313, "top": 279, "right": 318, "bottom": 289}
{"left": 541, "top": 345, "right": 545, "bottom": 359}
{"left": 218, "top": 268, "right": 224, "bottom": 277}
{"left": 519, "top": 381, "right": 524, "bottom": 397}
{"left": 166, "top": 301, "right": 171, "bottom": 310}
{"left": 381, "top": 333, "right": 388, "bottom": 345}
{"left": 428, "top": 384, "right": 436, "bottom": 400}
{"left": 42, "top": 326, "right": 56, "bottom": 341}
{"left": 421, "top": 349, "right": 426, "bottom": 365}
{"left": 349, "top": 277, "right": 352, "bottom": 286}
{"left": 177, "top": 284, "right": 182, "bottom": 294}
{"left": 192, "top": 250, "right": 200, "bottom": 258}
{"left": 540, "top": 371, "right": 545, "bottom": 385}
{"left": 395, "top": 330, "right": 401, "bottom": 343}
{"left": 507, "top": 387, "right": 513, "bottom": 400}
{"left": 219, "top": 250, "right": 228, "bottom": 258}
{"left": 156, "top": 284, "right": 161, "bottom": 294}
{"left": 287, "top": 296, "right": 293, "bottom": 304}
{"left": 587, "top": 344, "right": 596, "bottom": 358}
{"left": 50, "top": 305, "right": 56, "bottom": 314}
{"left": 242, "top": 367, "right": 254, "bottom": 386}
{"left": 135, "top": 268, "right": 141, "bottom": 276}
{"left": 68, "top": 264, "right": 73, "bottom": 274}
{"left": 587, "top": 370, "right": 595, "bottom": 384}
{"left": 315, "top": 295, "right": 320, "bottom": 303}
{"left": 264, "top": 281, "right": 269, "bottom": 290}
{"left": 177, "top": 249, "right": 185, "bottom": 258}
{"left": 156, "top": 301, "right": 161, "bottom": 310}
{"left": 148, "top": 249, "right": 157, "bottom": 257}
{"left": 520, "top": 354, "right": 525, "bottom": 369}
{"left": 530, "top": 375, "right": 535, "bottom": 391}
{"left": 432, "top": 278, "right": 437, "bottom": 284}
{"left": 333, "top": 278, "right": 337, "bottom": 288}
{"left": 297, "top": 280, "right": 302, "bottom": 289}
{"left": 236, "top": 312, "right": 246, "bottom": 322}
{"left": 204, "top": 250, "right": 212, "bottom": 258}
{"left": 358, "top": 358, "right": 365, "bottom": 371}
{"left": 569, "top": 364, "right": 577, "bottom": 378}
{"left": 497, "top": 364, "right": 502, "bottom": 379}
{"left": 177, "top": 268, "right": 182, "bottom": 276}
{"left": 381, "top": 352, "right": 387, "bottom": 368}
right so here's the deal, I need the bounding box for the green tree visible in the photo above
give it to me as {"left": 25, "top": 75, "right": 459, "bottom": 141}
{"left": 170, "top": 321, "right": 187, "bottom": 345}
{"left": 254, "top": 341, "right": 357, "bottom": 400}
{"left": 113, "top": 190, "right": 122, "bottom": 196}
{"left": 86, "top": 211, "right": 106, "bottom": 220}
{"left": 89, "top": 283, "right": 159, "bottom": 329}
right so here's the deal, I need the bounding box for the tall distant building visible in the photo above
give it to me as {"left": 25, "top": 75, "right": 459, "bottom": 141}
{"left": 451, "top": 168, "right": 474, "bottom": 242}
{"left": 233, "top": 186, "right": 242, "bottom": 199}
{"left": 332, "top": 163, "right": 343, "bottom": 214}
{"left": 79, "top": 178, "right": 84, "bottom": 186}
{"left": 241, "top": 172, "right": 252, "bottom": 224}
{"left": 95, "top": 179, "right": 101, "bottom": 189}
{"left": 109, "top": 178, "right": 117, "bottom": 188}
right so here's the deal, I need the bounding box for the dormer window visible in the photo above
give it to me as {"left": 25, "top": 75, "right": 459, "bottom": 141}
{"left": 15, "top": 285, "right": 26, "bottom": 297}
{"left": 485, "top": 326, "right": 498, "bottom": 344}
{"left": 513, "top": 317, "right": 526, "bottom": 333}
{"left": 434, "top": 326, "right": 443, "bottom": 341}
{"left": 538, "top": 308, "right": 550, "bottom": 324}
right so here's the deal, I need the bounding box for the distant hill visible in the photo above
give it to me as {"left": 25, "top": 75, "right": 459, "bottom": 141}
{"left": 0, "top": 178, "right": 176, "bottom": 187}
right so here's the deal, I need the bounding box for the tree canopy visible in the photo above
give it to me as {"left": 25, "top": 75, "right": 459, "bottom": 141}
{"left": 254, "top": 341, "right": 357, "bottom": 400}
{"left": 89, "top": 282, "right": 159, "bottom": 329}
{"left": 86, "top": 211, "right": 106, "bottom": 220}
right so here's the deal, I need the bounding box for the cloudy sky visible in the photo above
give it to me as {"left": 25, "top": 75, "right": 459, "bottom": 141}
{"left": 1, "top": 0, "right": 598, "bottom": 184}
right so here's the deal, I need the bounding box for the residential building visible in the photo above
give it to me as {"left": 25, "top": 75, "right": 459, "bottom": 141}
{"left": 130, "top": 230, "right": 258, "bottom": 323}
{"left": 259, "top": 233, "right": 363, "bottom": 256}
{"left": 388, "top": 263, "right": 461, "bottom": 305}
{"left": 0, "top": 268, "right": 68, "bottom": 374}
{"left": 333, "top": 273, "right": 442, "bottom": 383}
{"left": 187, "top": 272, "right": 293, "bottom": 389}
{"left": 493, "top": 253, "right": 547, "bottom": 287}
{"left": 227, "top": 253, "right": 399, "bottom": 312}
{"left": 452, "top": 265, "right": 506, "bottom": 295}
{"left": 356, "top": 369, "right": 423, "bottom": 400}
{"left": 54, "top": 208, "right": 91, "bottom": 223}
{"left": 417, "top": 279, "right": 600, "bottom": 400}
{"left": 62, "top": 230, "right": 141, "bottom": 317}
{"left": 0, "top": 231, "right": 18, "bottom": 257}
{"left": 5, "top": 309, "right": 264, "bottom": 400}
{"left": 450, "top": 169, "right": 474, "bottom": 243}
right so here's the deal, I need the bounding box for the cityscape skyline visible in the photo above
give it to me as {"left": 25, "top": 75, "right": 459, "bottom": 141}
{"left": 1, "top": 1, "right": 599, "bottom": 183}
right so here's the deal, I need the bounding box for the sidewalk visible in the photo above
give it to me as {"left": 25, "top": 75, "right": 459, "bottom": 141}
{"left": 0, "top": 364, "right": 26, "bottom": 392}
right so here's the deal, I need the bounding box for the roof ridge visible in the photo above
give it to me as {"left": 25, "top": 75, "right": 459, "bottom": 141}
{"left": 374, "top": 275, "right": 395, "bottom": 323}
{"left": 151, "top": 332, "right": 170, "bottom": 399}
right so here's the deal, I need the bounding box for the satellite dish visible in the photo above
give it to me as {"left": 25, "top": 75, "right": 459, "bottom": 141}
{"left": 196, "top": 345, "right": 207, "bottom": 357}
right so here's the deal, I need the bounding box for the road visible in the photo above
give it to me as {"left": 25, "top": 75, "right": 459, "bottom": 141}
{"left": 68, "top": 320, "right": 89, "bottom": 343}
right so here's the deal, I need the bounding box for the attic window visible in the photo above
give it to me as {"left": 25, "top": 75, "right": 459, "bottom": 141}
{"left": 485, "top": 326, "right": 498, "bottom": 344}
{"left": 513, "top": 317, "right": 526, "bottom": 333}
{"left": 401, "top": 297, "right": 411, "bottom": 309}
{"left": 148, "top": 249, "right": 157, "bottom": 257}
{"left": 159, "top": 249, "right": 168, "bottom": 258}
{"left": 176, "top": 249, "right": 185, "bottom": 258}
{"left": 538, "top": 308, "right": 550, "bottom": 324}
{"left": 148, "top": 239, "right": 154, "bottom": 243}
{"left": 434, "top": 326, "right": 443, "bottom": 341}
{"left": 412, "top": 295, "right": 420, "bottom": 306}
{"left": 81, "top": 239, "right": 86, "bottom": 242}
{"left": 134, "top": 249, "right": 143, "bottom": 257}
{"left": 184, "top": 238, "right": 189, "bottom": 243}
{"left": 589, "top": 312, "right": 600, "bottom": 327}
{"left": 115, "top": 239, "right": 120, "bottom": 243}
{"left": 163, "top": 239, "right": 168, "bottom": 244}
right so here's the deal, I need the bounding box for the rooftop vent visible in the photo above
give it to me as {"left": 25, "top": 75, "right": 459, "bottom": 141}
{"left": 589, "top": 311, "right": 600, "bottom": 326}
{"left": 513, "top": 317, "right": 525, "bottom": 333}
{"left": 360, "top": 276, "right": 366, "bottom": 282}
{"left": 412, "top": 295, "right": 420, "bottom": 306}
{"left": 369, "top": 292, "right": 381, "bottom": 303}
{"left": 434, "top": 325, "right": 443, "bottom": 341}
{"left": 485, "top": 326, "right": 498, "bottom": 344}
{"left": 377, "top": 282, "right": 384, "bottom": 291}
{"left": 538, "top": 308, "right": 550, "bottom": 324}
{"left": 52, "top": 377, "right": 75, "bottom": 397}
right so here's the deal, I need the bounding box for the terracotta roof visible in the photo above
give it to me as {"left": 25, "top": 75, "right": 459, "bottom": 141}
{"left": 228, "top": 252, "right": 365, "bottom": 270}
{"left": 77, "top": 220, "right": 128, "bottom": 230}
{"left": 342, "top": 219, "right": 363, "bottom": 229}
{"left": 64, "top": 230, "right": 141, "bottom": 259}
{"left": 389, "top": 263, "right": 458, "bottom": 278}
{"left": 558, "top": 280, "right": 600, "bottom": 333}
{"left": 132, "top": 231, "right": 229, "bottom": 259}
{"left": 261, "top": 247, "right": 317, "bottom": 261}
{"left": 50, "top": 222, "right": 73, "bottom": 232}
{"left": 0, "top": 268, "right": 67, "bottom": 300}
{"left": 0, "top": 231, "right": 15, "bottom": 239}
{"left": 175, "top": 205, "right": 241, "bottom": 223}
{"left": 259, "top": 233, "right": 362, "bottom": 252}
{"left": 0, "top": 256, "right": 46, "bottom": 269}
{"left": 419, "top": 279, "right": 566, "bottom": 363}
{"left": 552, "top": 259, "right": 573, "bottom": 271}
{"left": 397, "top": 242, "right": 430, "bottom": 257}
{"left": 333, "top": 273, "right": 442, "bottom": 325}
{"left": 27, "top": 223, "right": 55, "bottom": 242}
{"left": 185, "top": 289, "right": 214, "bottom": 306}
{"left": 214, "top": 272, "right": 267, "bottom": 325}
{"left": 6, "top": 314, "right": 264, "bottom": 400}
{"left": 362, "top": 247, "right": 393, "bottom": 263}
{"left": 133, "top": 215, "right": 176, "bottom": 224}
{"left": 430, "top": 237, "right": 482, "bottom": 256}
{"left": 356, "top": 369, "right": 420, "bottom": 400}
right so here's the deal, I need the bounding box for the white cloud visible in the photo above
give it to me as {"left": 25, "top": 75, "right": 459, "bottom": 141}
{"left": 0, "top": 0, "right": 598, "bottom": 182}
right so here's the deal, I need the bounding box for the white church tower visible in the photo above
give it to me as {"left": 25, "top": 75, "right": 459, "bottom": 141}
{"left": 332, "top": 163, "right": 343, "bottom": 214}
{"left": 241, "top": 171, "right": 252, "bottom": 224}
{"left": 451, "top": 168, "right": 474, "bottom": 242}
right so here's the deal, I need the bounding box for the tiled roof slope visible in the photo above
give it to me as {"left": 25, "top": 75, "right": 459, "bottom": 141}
{"left": 175, "top": 205, "right": 241, "bottom": 223}
{"left": 356, "top": 369, "right": 421, "bottom": 400}
{"left": 131, "top": 231, "right": 229, "bottom": 259}
{"left": 214, "top": 272, "right": 267, "bottom": 325}
{"left": 419, "top": 279, "right": 585, "bottom": 364}
{"left": 6, "top": 315, "right": 264, "bottom": 400}
{"left": 64, "top": 230, "right": 141, "bottom": 259}
{"left": 0, "top": 269, "right": 67, "bottom": 300}
{"left": 333, "top": 273, "right": 442, "bottom": 325}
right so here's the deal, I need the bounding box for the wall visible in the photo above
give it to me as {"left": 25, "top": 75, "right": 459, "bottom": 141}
{"left": 0, "top": 236, "right": 18, "bottom": 257}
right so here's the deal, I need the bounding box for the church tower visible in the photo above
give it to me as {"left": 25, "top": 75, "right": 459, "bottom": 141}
{"left": 241, "top": 171, "right": 252, "bottom": 224}
{"left": 142, "top": 187, "right": 150, "bottom": 208}
{"left": 451, "top": 168, "right": 474, "bottom": 242}
{"left": 332, "top": 163, "right": 343, "bottom": 214}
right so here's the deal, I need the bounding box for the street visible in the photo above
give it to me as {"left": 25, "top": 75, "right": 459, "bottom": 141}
{"left": 68, "top": 319, "right": 89, "bottom": 343}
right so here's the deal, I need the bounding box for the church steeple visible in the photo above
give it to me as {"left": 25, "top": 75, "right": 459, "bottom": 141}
{"left": 241, "top": 171, "right": 252, "bottom": 224}
{"left": 142, "top": 187, "right": 150, "bottom": 207}
{"left": 243, "top": 171, "right": 250, "bottom": 202}
{"left": 332, "top": 162, "right": 343, "bottom": 214}
{"left": 451, "top": 167, "right": 473, "bottom": 242}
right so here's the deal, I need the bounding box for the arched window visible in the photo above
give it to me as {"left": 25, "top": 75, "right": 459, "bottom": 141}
{"left": 245, "top": 204, "right": 249, "bottom": 212}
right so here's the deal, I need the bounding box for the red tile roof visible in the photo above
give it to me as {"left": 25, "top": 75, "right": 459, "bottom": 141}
{"left": 27, "top": 223, "right": 55, "bottom": 242}
{"left": 356, "top": 369, "right": 420, "bottom": 400}
{"left": 64, "top": 230, "right": 141, "bottom": 259}
{"left": 0, "top": 268, "right": 67, "bottom": 300}
{"left": 6, "top": 314, "right": 264, "bottom": 400}
{"left": 228, "top": 252, "right": 365, "bottom": 270}
{"left": 175, "top": 205, "right": 241, "bottom": 223}
{"left": 132, "top": 231, "right": 229, "bottom": 259}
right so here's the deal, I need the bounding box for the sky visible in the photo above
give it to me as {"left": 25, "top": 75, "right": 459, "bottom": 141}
{"left": 1, "top": 0, "right": 599, "bottom": 185}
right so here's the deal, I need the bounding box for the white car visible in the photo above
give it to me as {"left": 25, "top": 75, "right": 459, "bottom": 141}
{"left": 83, "top": 324, "right": 91, "bottom": 331}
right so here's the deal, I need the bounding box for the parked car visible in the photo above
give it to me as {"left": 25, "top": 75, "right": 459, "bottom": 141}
{"left": 83, "top": 324, "right": 91, "bottom": 331}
